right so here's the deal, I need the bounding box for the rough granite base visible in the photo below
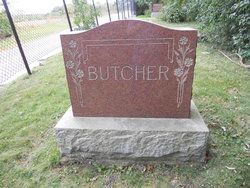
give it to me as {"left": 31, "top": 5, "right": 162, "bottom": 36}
{"left": 55, "top": 101, "right": 209, "bottom": 164}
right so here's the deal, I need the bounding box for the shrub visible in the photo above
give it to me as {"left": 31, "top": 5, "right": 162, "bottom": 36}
{"left": 51, "top": 6, "right": 65, "bottom": 16}
{"left": 197, "top": 0, "right": 250, "bottom": 62}
{"left": 144, "top": 9, "right": 151, "bottom": 17}
{"left": 158, "top": 0, "right": 249, "bottom": 62}
{"left": 73, "top": 0, "right": 99, "bottom": 30}
{"left": 0, "top": 11, "right": 12, "bottom": 39}
{"left": 160, "top": 3, "right": 186, "bottom": 23}
{"left": 135, "top": 0, "right": 151, "bottom": 16}
{"left": 185, "top": 0, "right": 201, "bottom": 22}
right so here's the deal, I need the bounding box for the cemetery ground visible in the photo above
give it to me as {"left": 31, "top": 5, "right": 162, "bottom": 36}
{"left": 0, "top": 21, "right": 249, "bottom": 187}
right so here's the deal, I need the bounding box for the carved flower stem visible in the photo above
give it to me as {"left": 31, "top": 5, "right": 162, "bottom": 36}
{"left": 174, "top": 36, "right": 194, "bottom": 108}
{"left": 177, "top": 82, "right": 181, "bottom": 108}
{"left": 177, "top": 81, "right": 183, "bottom": 108}
{"left": 75, "top": 82, "right": 83, "bottom": 107}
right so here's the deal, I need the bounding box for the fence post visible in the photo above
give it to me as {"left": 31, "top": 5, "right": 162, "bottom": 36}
{"left": 92, "top": 0, "right": 99, "bottom": 26}
{"left": 132, "top": 0, "right": 136, "bottom": 15}
{"left": 62, "top": 0, "right": 73, "bottom": 31}
{"left": 116, "top": 0, "right": 120, "bottom": 20}
{"left": 2, "top": 0, "right": 31, "bottom": 75}
{"left": 126, "top": 0, "right": 130, "bottom": 18}
{"left": 106, "top": 0, "right": 111, "bottom": 22}
{"left": 121, "top": 0, "right": 124, "bottom": 19}
{"left": 130, "top": 0, "right": 133, "bottom": 16}
{"left": 122, "top": 0, "right": 126, "bottom": 19}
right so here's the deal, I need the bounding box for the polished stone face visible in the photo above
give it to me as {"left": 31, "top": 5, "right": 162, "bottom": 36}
{"left": 61, "top": 20, "right": 198, "bottom": 118}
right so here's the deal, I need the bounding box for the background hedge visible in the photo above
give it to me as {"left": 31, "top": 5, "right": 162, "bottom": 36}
{"left": 159, "top": 0, "right": 249, "bottom": 62}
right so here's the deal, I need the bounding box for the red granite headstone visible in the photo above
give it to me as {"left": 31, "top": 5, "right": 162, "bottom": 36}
{"left": 152, "top": 4, "right": 162, "bottom": 12}
{"left": 61, "top": 20, "right": 198, "bottom": 118}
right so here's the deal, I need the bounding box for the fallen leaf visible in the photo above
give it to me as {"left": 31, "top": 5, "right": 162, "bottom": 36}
{"left": 89, "top": 176, "right": 98, "bottom": 182}
{"left": 201, "top": 51, "right": 210, "bottom": 55}
{"left": 211, "top": 143, "right": 217, "bottom": 148}
{"left": 232, "top": 134, "right": 239, "bottom": 138}
{"left": 228, "top": 87, "right": 239, "bottom": 95}
{"left": 144, "top": 164, "right": 155, "bottom": 173}
{"left": 221, "top": 126, "right": 226, "bottom": 132}
{"left": 226, "top": 166, "right": 236, "bottom": 170}
{"left": 245, "top": 143, "right": 249, "bottom": 149}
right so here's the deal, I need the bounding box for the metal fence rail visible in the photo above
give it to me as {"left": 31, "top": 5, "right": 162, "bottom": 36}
{"left": 0, "top": 0, "right": 135, "bottom": 85}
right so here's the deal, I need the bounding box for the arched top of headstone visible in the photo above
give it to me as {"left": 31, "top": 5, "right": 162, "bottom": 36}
{"left": 61, "top": 20, "right": 197, "bottom": 41}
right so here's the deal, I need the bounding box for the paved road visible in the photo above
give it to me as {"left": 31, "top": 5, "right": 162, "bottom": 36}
{"left": 0, "top": 11, "right": 131, "bottom": 85}
{"left": 0, "top": 31, "right": 63, "bottom": 85}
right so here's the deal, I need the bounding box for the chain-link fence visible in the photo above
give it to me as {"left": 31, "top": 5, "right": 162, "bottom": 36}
{"left": 0, "top": 0, "right": 71, "bottom": 84}
{"left": 0, "top": 0, "right": 135, "bottom": 85}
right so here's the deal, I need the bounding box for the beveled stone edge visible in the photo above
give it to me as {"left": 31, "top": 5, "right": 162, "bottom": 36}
{"left": 55, "top": 100, "right": 209, "bottom": 133}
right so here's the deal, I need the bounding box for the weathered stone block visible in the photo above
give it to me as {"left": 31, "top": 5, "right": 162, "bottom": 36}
{"left": 55, "top": 101, "right": 209, "bottom": 164}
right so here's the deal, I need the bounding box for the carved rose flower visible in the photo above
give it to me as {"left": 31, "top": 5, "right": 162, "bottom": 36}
{"left": 76, "top": 69, "right": 84, "bottom": 78}
{"left": 179, "top": 36, "right": 188, "bottom": 45}
{"left": 184, "top": 58, "right": 194, "bottom": 67}
{"left": 174, "top": 67, "right": 184, "bottom": 77}
{"left": 65, "top": 61, "right": 74, "bottom": 69}
{"left": 69, "top": 40, "right": 77, "bottom": 48}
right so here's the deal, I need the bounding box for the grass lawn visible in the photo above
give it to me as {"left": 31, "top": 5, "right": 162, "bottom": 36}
{"left": 0, "top": 20, "right": 68, "bottom": 51}
{"left": 0, "top": 19, "right": 249, "bottom": 187}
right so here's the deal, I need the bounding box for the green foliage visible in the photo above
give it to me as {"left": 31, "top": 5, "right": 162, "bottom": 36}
{"left": 161, "top": 0, "right": 186, "bottom": 7}
{"left": 135, "top": 0, "right": 152, "bottom": 7}
{"left": 197, "top": 0, "right": 250, "bottom": 61}
{"left": 160, "top": 3, "right": 186, "bottom": 23}
{"left": 0, "top": 11, "right": 12, "bottom": 39}
{"left": 73, "top": 0, "right": 99, "bottom": 30}
{"left": 144, "top": 9, "right": 151, "bottom": 17}
{"left": 152, "top": 0, "right": 161, "bottom": 3}
{"left": 160, "top": 0, "right": 199, "bottom": 22}
{"left": 51, "top": 6, "right": 65, "bottom": 16}
{"left": 159, "top": 0, "right": 250, "bottom": 62}
{"left": 185, "top": 0, "right": 201, "bottom": 21}
{"left": 135, "top": 0, "right": 151, "bottom": 16}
